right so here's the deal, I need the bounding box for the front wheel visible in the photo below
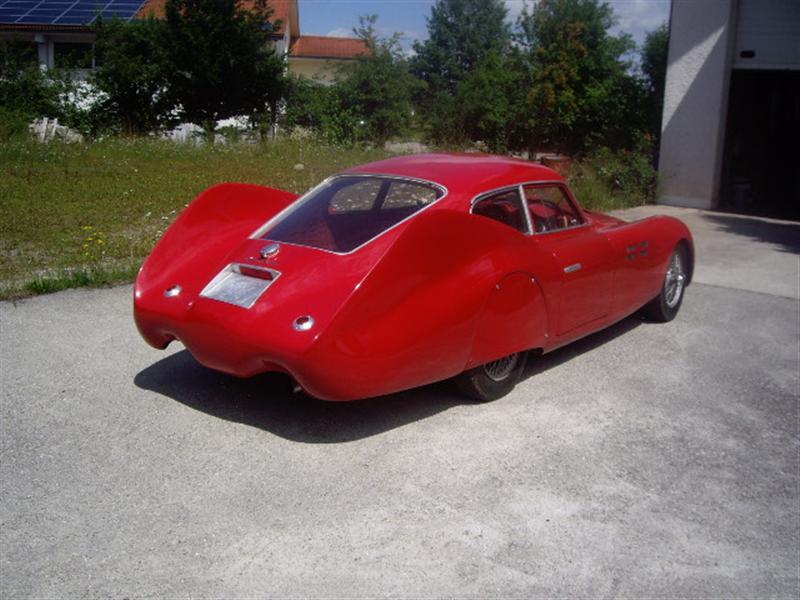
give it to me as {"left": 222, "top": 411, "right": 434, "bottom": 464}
{"left": 642, "top": 244, "right": 688, "bottom": 322}
{"left": 455, "top": 352, "right": 526, "bottom": 402}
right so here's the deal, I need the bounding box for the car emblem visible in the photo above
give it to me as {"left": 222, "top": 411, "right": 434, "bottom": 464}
{"left": 259, "top": 243, "right": 280, "bottom": 259}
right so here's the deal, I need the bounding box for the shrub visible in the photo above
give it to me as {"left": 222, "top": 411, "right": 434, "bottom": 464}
{"left": 0, "top": 106, "right": 32, "bottom": 139}
{"left": 0, "top": 40, "right": 93, "bottom": 139}
{"left": 569, "top": 136, "right": 658, "bottom": 210}
{"left": 1, "top": 40, "right": 58, "bottom": 138}
{"left": 279, "top": 76, "right": 332, "bottom": 133}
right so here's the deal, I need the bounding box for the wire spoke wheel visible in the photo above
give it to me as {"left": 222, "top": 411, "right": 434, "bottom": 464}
{"left": 664, "top": 251, "right": 686, "bottom": 308}
{"left": 482, "top": 353, "right": 520, "bottom": 382}
{"left": 642, "top": 243, "right": 690, "bottom": 323}
{"left": 457, "top": 351, "right": 526, "bottom": 402}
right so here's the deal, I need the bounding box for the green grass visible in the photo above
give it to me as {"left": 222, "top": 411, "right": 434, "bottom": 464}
{"left": 23, "top": 264, "right": 140, "bottom": 296}
{"left": 0, "top": 137, "right": 392, "bottom": 299}
{"left": 0, "top": 136, "right": 653, "bottom": 300}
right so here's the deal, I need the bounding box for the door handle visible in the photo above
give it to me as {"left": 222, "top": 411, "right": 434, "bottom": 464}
{"left": 564, "top": 263, "right": 582, "bottom": 273}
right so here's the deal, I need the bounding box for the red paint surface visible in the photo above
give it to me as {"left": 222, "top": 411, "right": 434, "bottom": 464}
{"left": 134, "top": 154, "right": 693, "bottom": 401}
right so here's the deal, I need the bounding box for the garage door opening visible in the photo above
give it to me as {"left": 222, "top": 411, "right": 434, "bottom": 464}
{"left": 720, "top": 69, "right": 799, "bottom": 220}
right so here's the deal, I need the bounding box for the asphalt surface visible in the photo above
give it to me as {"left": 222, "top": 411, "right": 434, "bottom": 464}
{"left": 1, "top": 207, "right": 798, "bottom": 598}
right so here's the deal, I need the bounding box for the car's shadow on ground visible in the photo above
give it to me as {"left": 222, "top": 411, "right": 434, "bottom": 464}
{"left": 702, "top": 213, "right": 800, "bottom": 254}
{"left": 134, "top": 314, "right": 644, "bottom": 443}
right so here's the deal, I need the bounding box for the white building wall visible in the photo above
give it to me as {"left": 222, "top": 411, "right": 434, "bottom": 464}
{"left": 658, "top": 0, "right": 737, "bottom": 209}
{"left": 287, "top": 57, "right": 345, "bottom": 83}
{"left": 658, "top": 0, "right": 799, "bottom": 210}
{"left": 734, "top": 0, "right": 800, "bottom": 70}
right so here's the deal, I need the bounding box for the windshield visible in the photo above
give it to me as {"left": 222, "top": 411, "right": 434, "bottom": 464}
{"left": 263, "top": 175, "right": 445, "bottom": 253}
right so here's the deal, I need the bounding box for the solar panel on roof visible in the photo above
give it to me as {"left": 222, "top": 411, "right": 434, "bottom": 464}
{"left": 0, "top": 0, "right": 148, "bottom": 25}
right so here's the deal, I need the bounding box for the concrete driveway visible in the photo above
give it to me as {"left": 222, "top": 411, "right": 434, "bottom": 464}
{"left": 1, "top": 207, "right": 798, "bottom": 598}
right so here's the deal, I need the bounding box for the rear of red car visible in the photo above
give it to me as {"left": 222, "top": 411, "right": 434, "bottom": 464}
{"left": 134, "top": 174, "right": 476, "bottom": 400}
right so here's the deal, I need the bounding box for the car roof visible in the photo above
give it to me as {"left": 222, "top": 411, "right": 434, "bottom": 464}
{"left": 343, "top": 153, "right": 564, "bottom": 198}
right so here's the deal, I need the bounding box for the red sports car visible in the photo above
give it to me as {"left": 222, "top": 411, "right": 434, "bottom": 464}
{"left": 134, "top": 153, "right": 693, "bottom": 401}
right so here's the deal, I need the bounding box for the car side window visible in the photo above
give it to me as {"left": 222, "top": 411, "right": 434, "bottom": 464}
{"left": 522, "top": 184, "right": 583, "bottom": 233}
{"left": 472, "top": 189, "right": 527, "bottom": 233}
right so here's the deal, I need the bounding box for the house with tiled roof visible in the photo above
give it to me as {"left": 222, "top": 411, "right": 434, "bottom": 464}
{"left": 288, "top": 34, "right": 370, "bottom": 81}
{"left": 0, "top": 0, "right": 369, "bottom": 81}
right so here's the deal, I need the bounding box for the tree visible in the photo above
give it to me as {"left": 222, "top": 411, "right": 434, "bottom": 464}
{"left": 641, "top": 22, "right": 669, "bottom": 138}
{"left": 91, "top": 17, "right": 173, "bottom": 135}
{"left": 411, "top": 0, "right": 512, "bottom": 143}
{"left": 333, "top": 15, "right": 418, "bottom": 145}
{"left": 164, "top": 0, "right": 285, "bottom": 133}
{"left": 0, "top": 39, "right": 88, "bottom": 138}
{"left": 517, "top": 0, "right": 643, "bottom": 154}
{"left": 454, "top": 51, "right": 526, "bottom": 152}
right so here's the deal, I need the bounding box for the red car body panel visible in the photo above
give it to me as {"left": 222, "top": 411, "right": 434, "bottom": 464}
{"left": 134, "top": 153, "right": 693, "bottom": 401}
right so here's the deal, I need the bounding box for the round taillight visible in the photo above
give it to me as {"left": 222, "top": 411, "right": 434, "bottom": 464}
{"left": 293, "top": 315, "right": 314, "bottom": 331}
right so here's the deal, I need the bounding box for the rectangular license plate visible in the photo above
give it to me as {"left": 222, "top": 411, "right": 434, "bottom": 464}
{"left": 200, "top": 264, "right": 281, "bottom": 309}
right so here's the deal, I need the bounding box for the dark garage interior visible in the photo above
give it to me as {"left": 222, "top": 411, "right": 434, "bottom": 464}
{"left": 720, "top": 69, "right": 800, "bottom": 220}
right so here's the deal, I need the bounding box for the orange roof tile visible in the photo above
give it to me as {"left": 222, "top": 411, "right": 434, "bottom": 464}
{"left": 288, "top": 35, "right": 370, "bottom": 59}
{"left": 136, "top": 0, "right": 298, "bottom": 36}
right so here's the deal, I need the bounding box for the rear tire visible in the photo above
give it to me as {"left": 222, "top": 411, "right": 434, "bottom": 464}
{"left": 642, "top": 244, "right": 688, "bottom": 322}
{"left": 455, "top": 352, "right": 526, "bottom": 402}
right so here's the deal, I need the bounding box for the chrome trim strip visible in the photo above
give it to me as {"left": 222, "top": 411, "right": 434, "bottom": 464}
{"left": 470, "top": 180, "right": 566, "bottom": 209}
{"left": 518, "top": 184, "right": 535, "bottom": 235}
{"left": 535, "top": 221, "right": 590, "bottom": 235}
{"left": 469, "top": 179, "right": 589, "bottom": 237}
{"left": 564, "top": 263, "right": 582, "bottom": 273}
{"left": 249, "top": 173, "right": 449, "bottom": 256}
{"left": 468, "top": 183, "right": 533, "bottom": 235}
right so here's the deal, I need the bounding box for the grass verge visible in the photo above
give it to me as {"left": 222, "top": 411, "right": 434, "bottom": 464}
{"left": 22, "top": 264, "right": 140, "bottom": 297}
{"left": 1, "top": 137, "right": 654, "bottom": 300}
{"left": 0, "top": 136, "right": 392, "bottom": 300}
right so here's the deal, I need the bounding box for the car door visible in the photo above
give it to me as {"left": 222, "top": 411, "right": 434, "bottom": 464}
{"left": 522, "top": 183, "right": 615, "bottom": 336}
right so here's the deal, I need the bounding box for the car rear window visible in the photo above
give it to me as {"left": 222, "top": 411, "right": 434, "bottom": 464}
{"left": 263, "top": 175, "right": 444, "bottom": 253}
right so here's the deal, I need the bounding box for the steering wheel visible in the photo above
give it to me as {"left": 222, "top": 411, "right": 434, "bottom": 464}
{"left": 530, "top": 199, "right": 569, "bottom": 232}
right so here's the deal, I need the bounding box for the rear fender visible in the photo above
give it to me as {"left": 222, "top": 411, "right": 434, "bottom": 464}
{"left": 304, "top": 209, "right": 533, "bottom": 398}
{"left": 466, "top": 272, "right": 548, "bottom": 369}
{"left": 134, "top": 183, "right": 298, "bottom": 348}
{"left": 135, "top": 183, "right": 298, "bottom": 301}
